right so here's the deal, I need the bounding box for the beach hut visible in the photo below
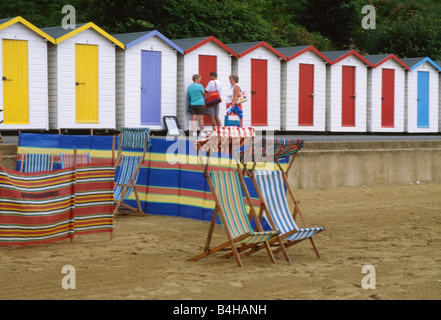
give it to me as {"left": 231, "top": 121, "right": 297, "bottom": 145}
{"left": 276, "top": 45, "right": 332, "bottom": 131}
{"left": 226, "top": 41, "right": 285, "bottom": 130}
{"left": 363, "top": 54, "right": 409, "bottom": 133}
{"left": 0, "top": 17, "right": 55, "bottom": 131}
{"left": 437, "top": 61, "right": 441, "bottom": 132}
{"left": 322, "top": 50, "right": 373, "bottom": 132}
{"left": 172, "top": 36, "right": 237, "bottom": 130}
{"left": 401, "top": 57, "right": 441, "bottom": 133}
{"left": 112, "top": 30, "right": 183, "bottom": 130}
{"left": 42, "top": 23, "right": 124, "bottom": 131}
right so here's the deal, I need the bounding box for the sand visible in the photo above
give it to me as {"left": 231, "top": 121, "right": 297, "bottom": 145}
{"left": 0, "top": 181, "right": 440, "bottom": 300}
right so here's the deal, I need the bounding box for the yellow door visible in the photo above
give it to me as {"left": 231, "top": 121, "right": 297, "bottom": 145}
{"left": 2, "top": 39, "right": 29, "bottom": 124}
{"left": 75, "top": 44, "right": 98, "bottom": 123}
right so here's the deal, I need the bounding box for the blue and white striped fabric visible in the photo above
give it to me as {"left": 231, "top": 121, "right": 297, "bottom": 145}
{"left": 114, "top": 156, "right": 142, "bottom": 201}
{"left": 254, "top": 170, "right": 324, "bottom": 241}
{"left": 119, "top": 127, "right": 151, "bottom": 150}
{"left": 22, "top": 153, "right": 52, "bottom": 173}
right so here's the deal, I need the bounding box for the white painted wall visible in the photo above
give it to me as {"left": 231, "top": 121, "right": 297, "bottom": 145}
{"left": 282, "top": 50, "right": 327, "bottom": 131}
{"left": 405, "top": 62, "right": 439, "bottom": 133}
{"left": 326, "top": 55, "right": 368, "bottom": 132}
{"left": 367, "top": 59, "right": 406, "bottom": 132}
{"left": 48, "top": 28, "right": 116, "bottom": 130}
{"left": 0, "top": 23, "right": 48, "bottom": 130}
{"left": 115, "top": 35, "right": 178, "bottom": 130}
{"left": 235, "top": 46, "right": 281, "bottom": 131}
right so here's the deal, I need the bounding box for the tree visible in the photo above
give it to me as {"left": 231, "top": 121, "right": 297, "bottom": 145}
{"left": 296, "top": 0, "right": 360, "bottom": 49}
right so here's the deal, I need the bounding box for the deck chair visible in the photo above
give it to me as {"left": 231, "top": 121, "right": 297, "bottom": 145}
{"left": 60, "top": 149, "right": 91, "bottom": 168}
{"left": 20, "top": 153, "right": 54, "bottom": 173}
{"left": 113, "top": 127, "right": 151, "bottom": 216}
{"left": 241, "top": 138, "right": 325, "bottom": 258}
{"left": 252, "top": 170, "right": 325, "bottom": 257}
{"left": 190, "top": 127, "right": 291, "bottom": 267}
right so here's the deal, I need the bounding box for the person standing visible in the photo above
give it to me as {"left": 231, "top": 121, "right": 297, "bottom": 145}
{"left": 187, "top": 74, "right": 206, "bottom": 137}
{"left": 204, "top": 72, "right": 222, "bottom": 128}
{"left": 226, "top": 73, "right": 243, "bottom": 127}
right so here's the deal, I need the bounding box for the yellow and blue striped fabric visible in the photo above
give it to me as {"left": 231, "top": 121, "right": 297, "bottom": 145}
{"left": 210, "top": 170, "right": 278, "bottom": 244}
{"left": 255, "top": 170, "right": 324, "bottom": 241}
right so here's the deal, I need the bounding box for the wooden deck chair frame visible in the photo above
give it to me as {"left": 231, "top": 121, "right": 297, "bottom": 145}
{"left": 20, "top": 153, "right": 54, "bottom": 173}
{"left": 190, "top": 129, "right": 291, "bottom": 267}
{"left": 112, "top": 128, "right": 150, "bottom": 217}
{"left": 240, "top": 141, "right": 324, "bottom": 258}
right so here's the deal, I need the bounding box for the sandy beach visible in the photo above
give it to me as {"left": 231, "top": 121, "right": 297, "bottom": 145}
{"left": 0, "top": 181, "right": 440, "bottom": 300}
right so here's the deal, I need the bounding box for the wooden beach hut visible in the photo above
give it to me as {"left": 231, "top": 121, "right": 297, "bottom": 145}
{"left": 0, "top": 17, "right": 55, "bottom": 131}
{"left": 226, "top": 41, "right": 285, "bottom": 131}
{"left": 113, "top": 30, "right": 183, "bottom": 130}
{"left": 363, "top": 54, "right": 409, "bottom": 133}
{"left": 172, "top": 36, "right": 237, "bottom": 130}
{"left": 437, "top": 61, "right": 441, "bottom": 132}
{"left": 322, "top": 50, "right": 373, "bottom": 132}
{"left": 42, "top": 23, "right": 124, "bottom": 131}
{"left": 276, "top": 45, "right": 331, "bottom": 132}
{"left": 401, "top": 57, "right": 441, "bottom": 133}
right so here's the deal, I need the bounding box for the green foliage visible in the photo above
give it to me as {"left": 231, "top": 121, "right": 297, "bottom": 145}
{"left": 356, "top": 0, "right": 441, "bottom": 59}
{"left": 0, "top": 0, "right": 440, "bottom": 59}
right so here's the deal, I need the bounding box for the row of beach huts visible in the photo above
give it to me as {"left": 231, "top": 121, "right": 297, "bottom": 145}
{"left": 1, "top": 16, "right": 441, "bottom": 134}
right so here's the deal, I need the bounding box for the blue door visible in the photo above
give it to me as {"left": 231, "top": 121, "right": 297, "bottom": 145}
{"left": 417, "top": 71, "right": 429, "bottom": 128}
{"left": 141, "top": 51, "right": 161, "bottom": 125}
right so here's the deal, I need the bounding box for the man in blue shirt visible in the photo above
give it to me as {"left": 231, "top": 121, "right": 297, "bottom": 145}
{"left": 187, "top": 74, "right": 206, "bottom": 138}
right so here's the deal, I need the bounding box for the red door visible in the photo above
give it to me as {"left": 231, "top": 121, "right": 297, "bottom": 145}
{"left": 381, "top": 68, "right": 395, "bottom": 127}
{"left": 341, "top": 65, "right": 356, "bottom": 127}
{"left": 198, "top": 55, "right": 217, "bottom": 125}
{"left": 298, "top": 63, "right": 314, "bottom": 126}
{"left": 251, "top": 59, "right": 268, "bottom": 126}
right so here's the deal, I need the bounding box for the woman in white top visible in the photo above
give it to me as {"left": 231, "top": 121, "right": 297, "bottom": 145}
{"left": 226, "top": 73, "right": 242, "bottom": 126}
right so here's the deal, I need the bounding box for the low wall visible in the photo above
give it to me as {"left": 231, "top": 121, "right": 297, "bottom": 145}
{"left": 288, "top": 140, "right": 441, "bottom": 189}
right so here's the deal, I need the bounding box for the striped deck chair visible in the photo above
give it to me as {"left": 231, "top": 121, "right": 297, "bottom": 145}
{"left": 253, "top": 170, "right": 325, "bottom": 257}
{"left": 113, "top": 127, "right": 151, "bottom": 216}
{"left": 60, "top": 150, "right": 91, "bottom": 168}
{"left": 20, "top": 153, "right": 54, "bottom": 173}
{"left": 190, "top": 170, "right": 289, "bottom": 267}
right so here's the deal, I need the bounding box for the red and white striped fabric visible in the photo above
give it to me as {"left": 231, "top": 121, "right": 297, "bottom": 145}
{"left": 195, "top": 127, "right": 255, "bottom": 153}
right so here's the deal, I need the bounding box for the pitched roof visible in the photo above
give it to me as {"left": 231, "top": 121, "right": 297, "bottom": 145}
{"left": 172, "top": 36, "right": 237, "bottom": 57}
{"left": 400, "top": 57, "right": 441, "bottom": 72}
{"left": 363, "top": 54, "right": 409, "bottom": 70}
{"left": 225, "top": 41, "right": 285, "bottom": 59}
{"left": 112, "top": 30, "right": 184, "bottom": 53}
{"left": 0, "top": 16, "right": 55, "bottom": 43}
{"left": 41, "top": 22, "right": 124, "bottom": 48}
{"left": 276, "top": 45, "right": 332, "bottom": 63}
{"left": 321, "top": 50, "right": 373, "bottom": 67}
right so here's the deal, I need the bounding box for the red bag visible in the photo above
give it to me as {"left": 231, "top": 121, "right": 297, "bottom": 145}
{"left": 205, "top": 81, "right": 222, "bottom": 107}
